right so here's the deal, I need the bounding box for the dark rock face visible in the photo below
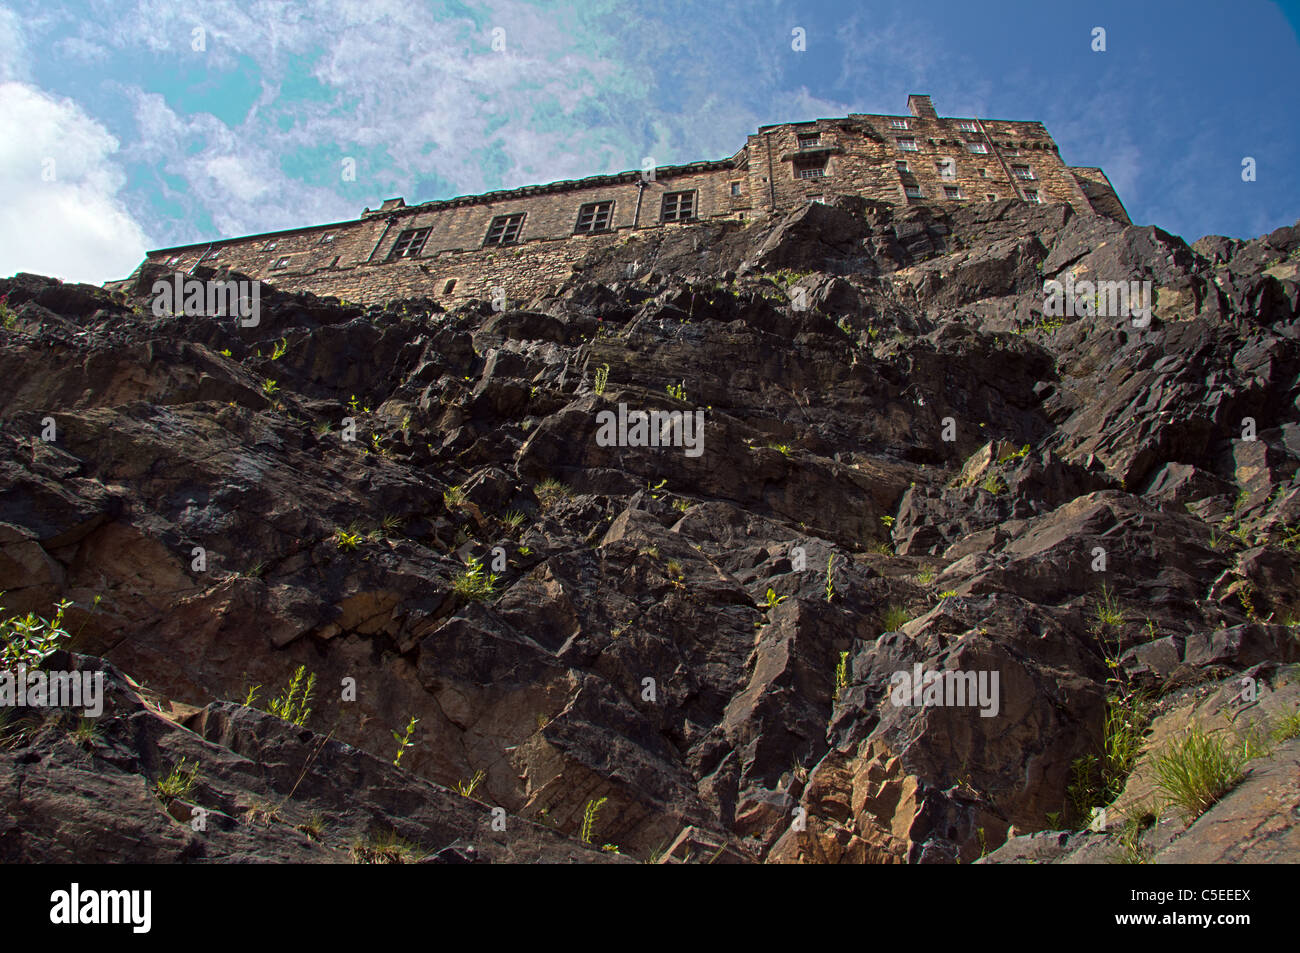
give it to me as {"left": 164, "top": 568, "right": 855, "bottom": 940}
{"left": 2, "top": 197, "right": 1299, "bottom": 864}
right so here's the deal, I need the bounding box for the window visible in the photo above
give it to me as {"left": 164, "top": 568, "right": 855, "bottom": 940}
{"left": 271, "top": 257, "right": 290, "bottom": 269}
{"left": 797, "top": 132, "right": 820, "bottom": 148}
{"left": 1012, "top": 164, "right": 1035, "bottom": 180}
{"left": 966, "top": 141, "right": 988, "bottom": 154}
{"left": 944, "top": 186, "right": 962, "bottom": 199}
{"left": 985, "top": 194, "right": 997, "bottom": 201}
{"left": 730, "top": 181, "right": 742, "bottom": 197}
{"left": 897, "top": 137, "right": 918, "bottom": 152}
{"left": 976, "top": 168, "right": 987, "bottom": 178}
{"left": 443, "top": 279, "right": 457, "bottom": 294}
{"left": 896, "top": 159, "right": 910, "bottom": 172}
{"left": 574, "top": 201, "right": 613, "bottom": 234}
{"left": 660, "top": 190, "right": 696, "bottom": 222}
{"left": 957, "top": 121, "right": 978, "bottom": 132}
{"left": 794, "top": 154, "right": 827, "bottom": 179}
{"left": 203, "top": 249, "right": 221, "bottom": 261}
{"left": 262, "top": 241, "right": 277, "bottom": 252}
{"left": 166, "top": 256, "right": 181, "bottom": 266}
{"left": 891, "top": 119, "right": 909, "bottom": 130}
{"left": 484, "top": 213, "right": 525, "bottom": 246}
{"left": 390, "top": 227, "right": 431, "bottom": 259}
{"left": 1024, "top": 189, "right": 1041, "bottom": 204}
{"left": 936, "top": 159, "right": 956, "bottom": 180}
{"left": 904, "top": 185, "right": 923, "bottom": 199}
{"left": 320, "top": 233, "right": 335, "bottom": 244}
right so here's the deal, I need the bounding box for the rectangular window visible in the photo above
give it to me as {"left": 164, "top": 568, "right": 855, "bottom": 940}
{"left": 271, "top": 257, "right": 290, "bottom": 269}
{"left": 904, "top": 185, "right": 923, "bottom": 199}
{"left": 574, "top": 201, "right": 613, "bottom": 234}
{"left": 957, "top": 121, "right": 978, "bottom": 132}
{"left": 797, "top": 132, "right": 820, "bottom": 148}
{"left": 976, "top": 168, "right": 987, "bottom": 177}
{"left": 896, "top": 159, "right": 909, "bottom": 172}
{"left": 389, "top": 227, "right": 431, "bottom": 259}
{"left": 794, "top": 154, "right": 828, "bottom": 179}
{"left": 897, "top": 137, "right": 918, "bottom": 152}
{"left": 1024, "top": 189, "right": 1041, "bottom": 204}
{"left": 890, "top": 119, "right": 908, "bottom": 130}
{"left": 262, "top": 241, "right": 277, "bottom": 252}
{"left": 967, "top": 141, "right": 988, "bottom": 154}
{"left": 944, "top": 186, "right": 961, "bottom": 199}
{"left": 730, "top": 181, "right": 742, "bottom": 196}
{"left": 320, "top": 233, "right": 334, "bottom": 244}
{"left": 985, "top": 194, "right": 997, "bottom": 201}
{"left": 936, "top": 159, "right": 956, "bottom": 180}
{"left": 1012, "top": 164, "right": 1035, "bottom": 180}
{"left": 484, "top": 213, "right": 525, "bottom": 246}
{"left": 660, "top": 190, "right": 696, "bottom": 222}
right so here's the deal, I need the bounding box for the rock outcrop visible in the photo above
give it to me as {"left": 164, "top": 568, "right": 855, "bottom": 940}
{"left": 2, "top": 196, "right": 1298, "bottom": 863}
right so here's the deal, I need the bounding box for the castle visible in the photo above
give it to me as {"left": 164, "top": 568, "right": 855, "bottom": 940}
{"left": 118, "top": 95, "right": 1129, "bottom": 306}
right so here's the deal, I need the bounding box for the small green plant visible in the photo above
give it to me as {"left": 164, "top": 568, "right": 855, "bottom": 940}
{"left": 351, "top": 830, "right": 421, "bottom": 864}
{"left": 671, "top": 498, "right": 691, "bottom": 514}
{"left": 392, "top": 715, "right": 418, "bottom": 767}
{"left": 1151, "top": 726, "right": 1246, "bottom": 824}
{"left": 270, "top": 337, "right": 288, "bottom": 360}
{"left": 997, "top": 443, "right": 1031, "bottom": 465}
{"left": 241, "top": 684, "right": 261, "bottom": 707}
{"left": 937, "top": 589, "right": 958, "bottom": 600}
{"left": 1115, "top": 808, "right": 1156, "bottom": 864}
{"left": 456, "top": 768, "right": 486, "bottom": 797}
{"left": 647, "top": 478, "right": 668, "bottom": 500}
{"left": 665, "top": 560, "right": 684, "bottom": 580}
{"left": 380, "top": 513, "right": 405, "bottom": 537}
{"left": 834, "top": 650, "right": 849, "bottom": 697}
{"left": 0, "top": 294, "right": 16, "bottom": 329}
{"left": 262, "top": 378, "right": 279, "bottom": 397}
{"left": 881, "top": 605, "right": 910, "bottom": 632}
{"left": 825, "top": 555, "right": 837, "bottom": 602}
{"left": 443, "top": 483, "right": 466, "bottom": 510}
{"left": 1, "top": 595, "right": 74, "bottom": 669}
{"left": 69, "top": 717, "right": 101, "bottom": 748}
{"left": 155, "top": 758, "right": 199, "bottom": 804}
{"left": 764, "top": 587, "right": 787, "bottom": 608}
{"left": 766, "top": 442, "right": 793, "bottom": 456}
{"left": 298, "top": 813, "right": 326, "bottom": 841}
{"left": 593, "top": 362, "right": 610, "bottom": 396}
{"left": 1094, "top": 582, "right": 1125, "bottom": 629}
{"left": 451, "top": 555, "right": 498, "bottom": 602}
{"left": 1238, "top": 585, "right": 1259, "bottom": 622}
{"left": 1271, "top": 708, "right": 1300, "bottom": 743}
{"left": 880, "top": 514, "right": 895, "bottom": 528}
{"left": 334, "top": 528, "right": 361, "bottom": 550}
{"left": 665, "top": 381, "right": 687, "bottom": 401}
{"left": 916, "top": 567, "right": 936, "bottom": 586}
{"left": 580, "top": 796, "right": 608, "bottom": 844}
{"left": 220, "top": 347, "right": 233, "bottom": 357}
{"left": 267, "top": 665, "right": 316, "bottom": 727}
{"left": 980, "top": 472, "right": 1006, "bottom": 495}
{"left": 518, "top": 545, "right": 532, "bottom": 556}
{"left": 535, "top": 477, "right": 572, "bottom": 510}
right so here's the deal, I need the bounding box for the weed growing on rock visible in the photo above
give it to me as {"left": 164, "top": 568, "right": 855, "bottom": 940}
{"left": 1151, "top": 726, "right": 1246, "bottom": 824}
{"left": 443, "top": 483, "right": 466, "bottom": 510}
{"left": 763, "top": 587, "right": 787, "bottom": 608}
{"left": 270, "top": 337, "right": 288, "bottom": 360}
{"left": 881, "top": 605, "right": 910, "bottom": 632}
{"left": 1, "top": 595, "right": 73, "bottom": 668}
{"left": 535, "top": 477, "right": 572, "bottom": 510}
{"left": 825, "top": 555, "right": 838, "bottom": 602}
{"left": 268, "top": 665, "right": 316, "bottom": 727}
{"left": 68, "top": 717, "right": 100, "bottom": 749}
{"left": 262, "top": 378, "right": 279, "bottom": 397}
{"left": 334, "top": 528, "right": 361, "bottom": 550}
{"left": 1093, "top": 582, "right": 1125, "bottom": 629}
{"left": 351, "top": 830, "right": 421, "bottom": 864}
{"left": 916, "top": 567, "right": 936, "bottom": 586}
{"left": 580, "top": 796, "right": 608, "bottom": 845}
{"left": 0, "top": 294, "right": 16, "bottom": 329}
{"left": 834, "top": 651, "right": 849, "bottom": 698}
{"left": 665, "top": 381, "right": 687, "bottom": 401}
{"left": 451, "top": 555, "right": 498, "bottom": 602}
{"left": 980, "top": 473, "right": 1006, "bottom": 495}
{"left": 594, "top": 362, "right": 610, "bottom": 396}
{"left": 155, "top": 758, "right": 199, "bottom": 804}
{"left": 392, "top": 715, "right": 418, "bottom": 767}
{"left": 456, "top": 769, "right": 485, "bottom": 797}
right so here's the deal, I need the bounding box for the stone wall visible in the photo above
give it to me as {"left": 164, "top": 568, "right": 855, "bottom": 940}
{"left": 115, "top": 95, "right": 1130, "bottom": 306}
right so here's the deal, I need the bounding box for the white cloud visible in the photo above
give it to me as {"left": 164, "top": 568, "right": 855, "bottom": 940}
{"left": 0, "top": 82, "right": 151, "bottom": 283}
{"left": 0, "top": 4, "right": 30, "bottom": 82}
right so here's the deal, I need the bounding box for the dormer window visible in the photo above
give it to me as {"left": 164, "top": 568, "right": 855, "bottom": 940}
{"left": 890, "top": 119, "right": 909, "bottom": 130}
{"left": 262, "top": 241, "right": 277, "bottom": 252}
{"left": 957, "top": 121, "right": 978, "bottom": 132}
{"left": 797, "top": 132, "right": 820, "bottom": 148}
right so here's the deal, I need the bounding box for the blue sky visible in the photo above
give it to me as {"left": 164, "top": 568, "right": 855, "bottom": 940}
{"left": 1, "top": 0, "right": 1297, "bottom": 283}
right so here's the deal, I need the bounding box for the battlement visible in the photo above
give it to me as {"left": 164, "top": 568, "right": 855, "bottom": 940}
{"left": 117, "top": 95, "right": 1129, "bottom": 306}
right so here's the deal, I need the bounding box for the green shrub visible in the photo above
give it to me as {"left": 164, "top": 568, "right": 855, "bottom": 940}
{"left": 881, "top": 605, "right": 910, "bottom": 632}
{"left": 1151, "top": 726, "right": 1246, "bottom": 824}
{"left": 451, "top": 556, "right": 498, "bottom": 601}
{"left": 267, "top": 665, "right": 316, "bottom": 727}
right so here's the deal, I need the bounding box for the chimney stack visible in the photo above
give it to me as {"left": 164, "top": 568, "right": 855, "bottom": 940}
{"left": 907, "top": 94, "right": 938, "bottom": 119}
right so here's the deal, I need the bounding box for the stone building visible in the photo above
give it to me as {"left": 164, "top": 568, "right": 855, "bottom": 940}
{"left": 117, "top": 94, "right": 1129, "bottom": 305}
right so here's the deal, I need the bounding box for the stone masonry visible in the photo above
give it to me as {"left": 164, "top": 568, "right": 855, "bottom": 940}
{"left": 114, "top": 95, "right": 1129, "bottom": 306}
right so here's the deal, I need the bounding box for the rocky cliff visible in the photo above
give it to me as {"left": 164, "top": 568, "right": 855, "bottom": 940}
{"left": 2, "top": 196, "right": 1298, "bottom": 863}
